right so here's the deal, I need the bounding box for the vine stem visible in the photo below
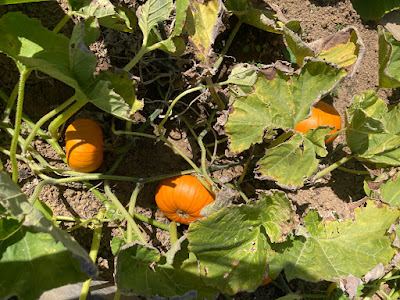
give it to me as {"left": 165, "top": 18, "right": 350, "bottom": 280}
{"left": 79, "top": 210, "right": 105, "bottom": 300}
{"left": 314, "top": 155, "right": 354, "bottom": 180}
{"left": 169, "top": 222, "right": 178, "bottom": 245}
{"left": 127, "top": 183, "right": 144, "bottom": 243}
{"left": 104, "top": 181, "right": 147, "bottom": 244}
{"left": 2, "top": 11, "right": 71, "bottom": 122}
{"left": 48, "top": 99, "right": 89, "bottom": 155}
{"left": 122, "top": 42, "right": 161, "bottom": 72}
{"left": 23, "top": 94, "right": 76, "bottom": 152}
{"left": 197, "top": 129, "right": 215, "bottom": 187}
{"left": 10, "top": 69, "right": 29, "bottom": 182}
{"left": 157, "top": 80, "right": 229, "bottom": 134}
{"left": 213, "top": 18, "right": 243, "bottom": 72}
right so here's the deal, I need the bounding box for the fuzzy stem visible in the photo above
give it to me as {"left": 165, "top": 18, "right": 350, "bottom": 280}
{"left": 314, "top": 155, "right": 354, "bottom": 180}
{"left": 205, "top": 76, "right": 225, "bottom": 110}
{"left": 237, "top": 146, "right": 255, "bottom": 185}
{"left": 79, "top": 210, "right": 104, "bottom": 300}
{"left": 123, "top": 46, "right": 149, "bottom": 72}
{"left": 213, "top": 18, "right": 243, "bottom": 72}
{"left": 48, "top": 99, "right": 89, "bottom": 155}
{"left": 104, "top": 181, "right": 147, "bottom": 244}
{"left": 52, "top": 12, "right": 72, "bottom": 33}
{"left": 197, "top": 129, "right": 215, "bottom": 186}
{"left": 23, "top": 95, "right": 76, "bottom": 152}
{"left": 127, "top": 183, "right": 143, "bottom": 243}
{"left": 10, "top": 69, "right": 29, "bottom": 182}
{"left": 169, "top": 222, "right": 178, "bottom": 245}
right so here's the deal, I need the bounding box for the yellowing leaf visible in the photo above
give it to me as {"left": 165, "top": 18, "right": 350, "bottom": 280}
{"left": 186, "top": 0, "right": 222, "bottom": 64}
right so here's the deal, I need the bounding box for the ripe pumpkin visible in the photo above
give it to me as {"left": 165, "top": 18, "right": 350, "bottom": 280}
{"left": 155, "top": 175, "right": 215, "bottom": 225}
{"left": 294, "top": 101, "right": 341, "bottom": 145}
{"left": 65, "top": 118, "right": 103, "bottom": 173}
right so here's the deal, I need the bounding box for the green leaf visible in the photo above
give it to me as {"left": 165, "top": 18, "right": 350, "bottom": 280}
{"left": 188, "top": 192, "right": 294, "bottom": 294}
{"left": 0, "top": 227, "right": 90, "bottom": 300}
{"left": 111, "top": 236, "right": 126, "bottom": 256}
{"left": 67, "top": 0, "right": 137, "bottom": 32}
{"left": 138, "top": 0, "right": 173, "bottom": 44}
{"left": 347, "top": 91, "right": 400, "bottom": 165}
{"left": 304, "top": 127, "right": 331, "bottom": 157}
{"left": 186, "top": 0, "right": 223, "bottom": 64}
{"left": 0, "top": 218, "right": 22, "bottom": 240}
{"left": 269, "top": 200, "right": 400, "bottom": 282}
{"left": 283, "top": 26, "right": 314, "bottom": 67}
{"left": 116, "top": 242, "right": 218, "bottom": 299}
{"left": 33, "top": 200, "right": 54, "bottom": 221}
{"left": 225, "top": 61, "right": 347, "bottom": 153}
{"left": 225, "top": 0, "right": 284, "bottom": 34}
{"left": 350, "top": 0, "right": 400, "bottom": 20}
{"left": 378, "top": 26, "right": 400, "bottom": 89}
{"left": 380, "top": 172, "right": 400, "bottom": 207}
{"left": 227, "top": 64, "right": 258, "bottom": 97}
{"left": 0, "top": 171, "right": 97, "bottom": 299}
{"left": 0, "top": 13, "right": 140, "bottom": 120}
{"left": 256, "top": 135, "right": 320, "bottom": 189}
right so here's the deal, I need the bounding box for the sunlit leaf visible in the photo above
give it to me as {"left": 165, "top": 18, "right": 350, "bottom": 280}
{"left": 347, "top": 91, "right": 400, "bottom": 165}
{"left": 380, "top": 171, "right": 400, "bottom": 207}
{"left": 138, "top": 0, "right": 173, "bottom": 43}
{"left": 0, "top": 171, "right": 97, "bottom": 300}
{"left": 68, "top": 0, "right": 137, "bottom": 32}
{"left": 256, "top": 135, "right": 320, "bottom": 189}
{"left": 116, "top": 241, "right": 218, "bottom": 299}
{"left": 378, "top": 26, "right": 400, "bottom": 89}
{"left": 225, "top": 61, "right": 347, "bottom": 153}
{"left": 188, "top": 192, "right": 294, "bottom": 294}
{"left": 186, "top": 0, "right": 223, "bottom": 64}
{"left": 269, "top": 200, "right": 400, "bottom": 282}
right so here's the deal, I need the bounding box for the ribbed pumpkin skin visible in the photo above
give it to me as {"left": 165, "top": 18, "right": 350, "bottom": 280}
{"left": 294, "top": 101, "right": 341, "bottom": 144}
{"left": 65, "top": 118, "right": 103, "bottom": 173}
{"left": 155, "top": 175, "right": 215, "bottom": 225}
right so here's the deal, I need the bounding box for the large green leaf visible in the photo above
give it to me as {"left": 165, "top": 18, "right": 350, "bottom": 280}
{"left": 68, "top": 0, "right": 137, "bottom": 33}
{"left": 225, "top": 61, "right": 347, "bottom": 153}
{"left": 256, "top": 134, "right": 320, "bottom": 189}
{"left": 0, "top": 171, "right": 97, "bottom": 300}
{"left": 269, "top": 200, "right": 400, "bottom": 282}
{"left": 378, "top": 26, "right": 400, "bottom": 89}
{"left": 0, "top": 227, "right": 90, "bottom": 300}
{"left": 188, "top": 192, "right": 294, "bottom": 294}
{"left": 138, "top": 0, "right": 173, "bottom": 44}
{"left": 350, "top": 0, "right": 400, "bottom": 20}
{"left": 186, "top": 0, "right": 223, "bottom": 64}
{"left": 116, "top": 241, "right": 218, "bottom": 299}
{"left": 347, "top": 91, "right": 400, "bottom": 165}
{"left": 0, "top": 12, "right": 141, "bottom": 120}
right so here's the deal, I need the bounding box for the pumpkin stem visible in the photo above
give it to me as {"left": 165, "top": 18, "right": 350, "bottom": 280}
{"left": 314, "top": 154, "right": 354, "bottom": 180}
{"left": 169, "top": 222, "right": 178, "bottom": 246}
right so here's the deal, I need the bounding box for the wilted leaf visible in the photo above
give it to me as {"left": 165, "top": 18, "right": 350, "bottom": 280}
{"left": 380, "top": 172, "right": 400, "bottom": 206}
{"left": 225, "top": 60, "right": 347, "bottom": 153}
{"left": 225, "top": 0, "right": 285, "bottom": 34}
{"left": 350, "top": 0, "right": 400, "bottom": 20}
{"left": 0, "top": 0, "right": 47, "bottom": 3}
{"left": 378, "top": 26, "right": 400, "bottom": 89}
{"left": 67, "top": 0, "right": 137, "bottom": 32}
{"left": 0, "top": 171, "right": 97, "bottom": 300}
{"left": 269, "top": 200, "right": 400, "bottom": 282}
{"left": 347, "top": 91, "right": 400, "bottom": 165}
{"left": 256, "top": 134, "right": 320, "bottom": 189}
{"left": 116, "top": 242, "right": 217, "bottom": 299}
{"left": 186, "top": 0, "right": 223, "bottom": 64}
{"left": 173, "top": 0, "right": 190, "bottom": 36}
{"left": 188, "top": 192, "right": 294, "bottom": 294}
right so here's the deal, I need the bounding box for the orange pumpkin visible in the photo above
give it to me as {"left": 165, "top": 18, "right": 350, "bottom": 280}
{"left": 65, "top": 118, "right": 103, "bottom": 173}
{"left": 294, "top": 101, "right": 341, "bottom": 144}
{"left": 155, "top": 175, "right": 215, "bottom": 225}
{"left": 260, "top": 276, "right": 272, "bottom": 286}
